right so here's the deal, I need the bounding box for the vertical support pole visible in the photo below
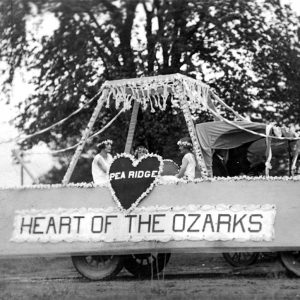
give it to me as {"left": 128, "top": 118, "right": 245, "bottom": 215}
{"left": 265, "top": 124, "right": 273, "bottom": 177}
{"left": 179, "top": 96, "right": 209, "bottom": 178}
{"left": 291, "top": 151, "right": 299, "bottom": 176}
{"left": 124, "top": 100, "right": 140, "bottom": 154}
{"left": 62, "top": 90, "right": 107, "bottom": 184}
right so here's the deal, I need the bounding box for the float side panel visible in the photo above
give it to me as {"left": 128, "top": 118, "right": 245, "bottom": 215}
{"left": 0, "top": 181, "right": 299, "bottom": 256}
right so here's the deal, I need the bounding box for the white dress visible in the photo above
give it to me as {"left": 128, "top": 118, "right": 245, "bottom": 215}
{"left": 182, "top": 152, "right": 196, "bottom": 180}
{"left": 92, "top": 153, "right": 113, "bottom": 184}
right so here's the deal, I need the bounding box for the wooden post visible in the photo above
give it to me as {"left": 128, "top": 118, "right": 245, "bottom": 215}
{"left": 62, "top": 90, "right": 107, "bottom": 184}
{"left": 124, "top": 100, "right": 140, "bottom": 154}
{"left": 179, "top": 96, "right": 209, "bottom": 178}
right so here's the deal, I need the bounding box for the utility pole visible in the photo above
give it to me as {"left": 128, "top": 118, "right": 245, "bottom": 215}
{"left": 12, "top": 149, "right": 39, "bottom": 185}
{"left": 21, "top": 163, "right": 24, "bottom": 185}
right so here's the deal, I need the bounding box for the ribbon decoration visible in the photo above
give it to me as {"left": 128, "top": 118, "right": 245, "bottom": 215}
{"left": 265, "top": 124, "right": 274, "bottom": 176}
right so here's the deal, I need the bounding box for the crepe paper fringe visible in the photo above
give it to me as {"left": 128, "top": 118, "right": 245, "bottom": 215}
{"left": 102, "top": 74, "right": 210, "bottom": 113}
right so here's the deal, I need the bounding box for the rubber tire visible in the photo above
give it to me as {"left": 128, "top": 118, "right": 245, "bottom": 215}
{"left": 71, "top": 255, "right": 123, "bottom": 281}
{"left": 280, "top": 251, "right": 300, "bottom": 277}
{"left": 123, "top": 253, "right": 171, "bottom": 278}
{"left": 222, "top": 252, "right": 260, "bottom": 267}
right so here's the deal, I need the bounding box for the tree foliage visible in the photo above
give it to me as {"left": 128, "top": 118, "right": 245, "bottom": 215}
{"left": 1, "top": 0, "right": 300, "bottom": 182}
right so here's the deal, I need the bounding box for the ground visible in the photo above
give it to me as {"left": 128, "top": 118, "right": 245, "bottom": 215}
{"left": 1, "top": 253, "right": 300, "bottom": 299}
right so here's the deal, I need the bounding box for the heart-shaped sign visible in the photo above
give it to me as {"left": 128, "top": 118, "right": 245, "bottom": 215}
{"left": 108, "top": 153, "right": 163, "bottom": 213}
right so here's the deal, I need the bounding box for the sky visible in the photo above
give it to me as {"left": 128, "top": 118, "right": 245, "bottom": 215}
{"left": 0, "top": 58, "right": 55, "bottom": 187}
{"left": 283, "top": 0, "right": 300, "bottom": 13}
{"left": 0, "top": 0, "right": 300, "bottom": 187}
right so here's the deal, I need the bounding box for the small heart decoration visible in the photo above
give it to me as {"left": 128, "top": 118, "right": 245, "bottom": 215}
{"left": 108, "top": 153, "right": 163, "bottom": 213}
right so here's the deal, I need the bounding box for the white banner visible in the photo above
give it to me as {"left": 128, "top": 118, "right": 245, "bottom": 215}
{"left": 11, "top": 204, "right": 276, "bottom": 243}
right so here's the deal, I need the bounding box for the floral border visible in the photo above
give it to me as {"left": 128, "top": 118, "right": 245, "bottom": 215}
{"left": 0, "top": 175, "right": 299, "bottom": 191}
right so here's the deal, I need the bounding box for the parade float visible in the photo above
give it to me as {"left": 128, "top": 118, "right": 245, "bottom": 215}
{"left": 0, "top": 74, "right": 300, "bottom": 280}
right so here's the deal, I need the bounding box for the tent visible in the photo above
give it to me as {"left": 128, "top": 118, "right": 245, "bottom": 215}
{"left": 195, "top": 121, "right": 291, "bottom": 175}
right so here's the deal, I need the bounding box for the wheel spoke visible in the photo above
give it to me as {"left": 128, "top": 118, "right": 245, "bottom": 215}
{"left": 123, "top": 253, "right": 171, "bottom": 278}
{"left": 145, "top": 257, "right": 150, "bottom": 266}
{"left": 232, "top": 253, "right": 239, "bottom": 261}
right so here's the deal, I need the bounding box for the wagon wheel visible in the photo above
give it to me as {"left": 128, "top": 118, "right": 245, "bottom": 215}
{"left": 123, "top": 253, "right": 171, "bottom": 278}
{"left": 222, "top": 252, "right": 260, "bottom": 267}
{"left": 71, "top": 255, "right": 123, "bottom": 281}
{"left": 280, "top": 251, "right": 300, "bottom": 277}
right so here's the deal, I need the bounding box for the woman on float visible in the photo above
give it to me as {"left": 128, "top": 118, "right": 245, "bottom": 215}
{"left": 92, "top": 139, "right": 114, "bottom": 185}
{"left": 134, "top": 144, "right": 149, "bottom": 159}
{"left": 176, "top": 137, "right": 196, "bottom": 180}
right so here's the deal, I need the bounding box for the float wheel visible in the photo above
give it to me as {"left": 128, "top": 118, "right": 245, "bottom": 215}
{"left": 222, "top": 252, "right": 259, "bottom": 267}
{"left": 123, "top": 253, "right": 171, "bottom": 278}
{"left": 71, "top": 255, "right": 123, "bottom": 281}
{"left": 280, "top": 251, "right": 300, "bottom": 277}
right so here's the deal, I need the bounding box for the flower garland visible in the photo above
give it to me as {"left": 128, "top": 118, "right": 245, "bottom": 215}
{"left": 97, "top": 139, "right": 113, "bottom": 147}
{"left": 177, "top": 140, "right": 193, "bottom": 148}
{"left": 157, "top": 175, "right": 300, "bottom": 185}
{"left": 15, "top": 203, "right": 275, "bottom": 216}
{"left": 107, "top": 152, "right": 164, "bottom": 214}
{"left": 0, "top": 175, "right": 299, "bottom": 191}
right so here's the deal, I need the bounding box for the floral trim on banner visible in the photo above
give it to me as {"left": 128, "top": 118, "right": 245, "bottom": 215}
{"left": 107, "top": 153, "right": 164, "bottom": 214}
{"left": 11, "top": 204, "right": 276, "bottom": 243}
{"left": 13, "top": 204, "right": 276, "bottom": 216}
{"left": 0, "top": 175, "right": 300, "bottom": 191}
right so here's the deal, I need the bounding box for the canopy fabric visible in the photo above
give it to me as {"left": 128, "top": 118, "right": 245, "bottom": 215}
{"left": 195, "top": 121, "right": 267, "bottom": 174}
{"left": 102, "top": 73, "right": 213, "bottom": 112}
{"left": 248, "top": 138, "right": 288, "bottom": 160}
{"left": 195, "top": 121, "right": 296, "bottom": 174}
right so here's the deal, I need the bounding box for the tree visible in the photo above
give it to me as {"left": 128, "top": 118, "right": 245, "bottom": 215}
{"left": 1, "top": 0, "right": 300, "bottom": 182}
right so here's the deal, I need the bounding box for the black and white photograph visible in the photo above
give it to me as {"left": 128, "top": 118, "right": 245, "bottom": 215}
{"left": 1, "top": 0, "right": 300, "bottom": 299}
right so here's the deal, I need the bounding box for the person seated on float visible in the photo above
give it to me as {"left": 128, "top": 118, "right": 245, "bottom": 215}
{"left": 176, "top": 137, "right": 196, "bottom": 180}
{"left": 134, "top": 144, "right": 149, "bottom": 159}
{"left": 246, "top": 152, "right": 266, "bottom": 177}
{"left": 247, "top": 161, "right": 265, "bottom": 176}
{"left": 212, "top": 149, "right": 229, "bottom": 177}
{"left": 92, "top": 139, "right": 114, "bottom": 185}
